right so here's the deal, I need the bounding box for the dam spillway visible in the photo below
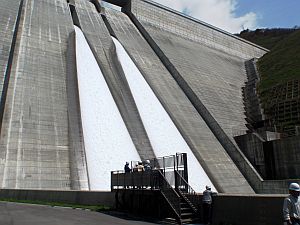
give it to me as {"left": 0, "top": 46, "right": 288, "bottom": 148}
{"left": 0, "top": 0, "right": 276, "bottom": 193}
{"left": 112, "top": 36, "right": 215, "bottom": 192}
{"left": 74, "top": 26, "right": 141, "bottom": 190}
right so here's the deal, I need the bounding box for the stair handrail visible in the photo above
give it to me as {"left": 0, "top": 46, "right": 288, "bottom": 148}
{"left": 156, "top": 169, "right": 182, "bottom": 222}
{"left": 175, "top": 170, "right": 199, "bottom": 213}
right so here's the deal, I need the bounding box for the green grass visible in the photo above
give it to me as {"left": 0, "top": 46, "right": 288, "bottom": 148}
{"left": 238, "top": 28, "right": 297, "bottom": 50}
{"left": 239, "top": 28, "right": 300, "bottom": 132}
{"left": 0, "top": 198, "right": 110, "bottom": 211}
{"left": 257, "top": 29, "right": 300, "bottom": 94}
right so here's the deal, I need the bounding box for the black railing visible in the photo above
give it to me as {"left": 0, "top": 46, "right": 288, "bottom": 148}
{"left": 111, "top": 153, "right": 192, "bottom": 223}
{"left": 111, "top": 170, "right": 155, "bottom": 190}
{"left": 129, "top": 153, "right": 188, "bottom": 186}
{"left": 111, "top": 169, "right": 182, "bottom": 222}
{"left": 157, "top": 170, "right": 181, "bottom": 222}
{"left": 175, "top": 170, "right": 200, "bottom": 213}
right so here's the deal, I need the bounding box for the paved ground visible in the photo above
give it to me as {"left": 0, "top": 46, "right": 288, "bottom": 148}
{"left": 0, "top": 202, "right": 158, "bottom": 225}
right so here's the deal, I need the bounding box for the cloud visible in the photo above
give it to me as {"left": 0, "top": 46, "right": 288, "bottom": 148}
{"left": 152, "top": 0, "right": 258, "bottom": 33}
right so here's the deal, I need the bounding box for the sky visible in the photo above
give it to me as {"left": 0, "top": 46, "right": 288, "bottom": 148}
{"left": 150, "top": 0, "right": 300, "bottom": 33}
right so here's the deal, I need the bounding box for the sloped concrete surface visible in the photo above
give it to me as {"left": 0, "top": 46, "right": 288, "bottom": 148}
{"left": 126, "top": 0, "right": 272, "bottom": 193}
{"left": 105, "top": 8, "right": 253, "bottom": 193}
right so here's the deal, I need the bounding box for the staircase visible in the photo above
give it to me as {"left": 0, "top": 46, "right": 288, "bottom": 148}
{"left": 157, "top": 169, "right": 201, "bottom": 224}
{"left": 179, "top": 198, "right": 199, "bottom": 224}
{"left": 111, "top": 153, "right": 201, "bottom": 224}
{"left": 243, "top": 59, "right": 265, "bottom": 131}
{"left": 161, "top": 199, "right": 199, "bottom": 224}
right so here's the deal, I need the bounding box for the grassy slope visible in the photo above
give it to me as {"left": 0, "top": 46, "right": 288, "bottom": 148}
{"left": 239, "top": 29, "right": 300, "bottom": 133}
{"left": 239, "top": 29, "right": 296, "bottom": 50}
{"left": 257, "top": 29, "right": 300, "bottom": 93}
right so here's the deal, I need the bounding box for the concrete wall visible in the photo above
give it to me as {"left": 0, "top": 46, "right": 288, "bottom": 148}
{"left": 105, "top": 8, "right": 254, "bottom": 194}
{"left": 0, "top": 189, "right": 115, "bottom": 207}
{"left": 0, "top": 0, "right": 74, "bottom": 189}
{"left": 122, "top": 0, "right": 296, "bottom": 194}
{"left": 212, "top": 194, "right": 285, "bottom": 225}
{"left": 235, "top": 134, "right": 300, "bottom": 180}
{"left": 116, "top": 189, "right": 286, "bottom": 225}
{"left": 268, "top": 136, "right": 300, "bottom": 179}
{"left": 0, "top": 0, "right": 22, "bottom": 102}
{"left": 0, "top": 188, "right": 285, "bottom": 225}
{"left": 235, "top": 133, "right": 266, "bottom": 178}
{"left": 0, "top": 0, "right": 292, "bottom": 194}
{"left": 124, "top": 0, "right": 264, "bottom": 193}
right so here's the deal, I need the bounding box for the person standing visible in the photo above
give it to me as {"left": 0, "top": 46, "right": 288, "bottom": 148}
{"left": 124, "top": 162, "right": 131, "bottom": 173}
{"left": 202, "top": 185, "right": 214, "bottom": 225}
{"left": 144, "top": 160, "right": 152, "bottom": 171}
{"left": 137, "top": 161, "right": 145, "bottom": 172}
{"left": 283, "top": 183, "right": 300, "bottom": 225}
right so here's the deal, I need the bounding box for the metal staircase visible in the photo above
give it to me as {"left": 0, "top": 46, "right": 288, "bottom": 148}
{"left": 157, "top": 170, "right": 200, "bottom": 224}
{"left": 111, "top": 153, "right": 201, "bottom": 224}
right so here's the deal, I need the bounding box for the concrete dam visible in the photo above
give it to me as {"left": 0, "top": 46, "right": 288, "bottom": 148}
{"left": 1, "top": 0, "right": 281, "bottom": 193}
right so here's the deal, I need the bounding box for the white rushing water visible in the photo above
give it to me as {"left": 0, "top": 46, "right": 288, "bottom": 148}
{"left": 74, "top": 26, "right": 141, "bottom": 190}
{"left": 112, "top": 37, "right": 216, "bottom": 192}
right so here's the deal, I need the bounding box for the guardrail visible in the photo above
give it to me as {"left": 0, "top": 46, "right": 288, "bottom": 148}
{"left": 111, "top": 169, "right": 181, "bottom": 222}
{"left": 175, "top": 170, "right": 200, "bottom": 214}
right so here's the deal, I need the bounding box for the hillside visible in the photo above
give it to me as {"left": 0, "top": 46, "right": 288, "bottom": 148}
{"left": 258, "top": 29, "right": 300, "bottom": 92}
{"left": 239, "top": 28, "right": 300, "bottom": 136}
{"left": 239, "top": 28, "right": 300, "bottom": 92}
{"left": 239, "top": 28, "right": 297, "bottom": 50}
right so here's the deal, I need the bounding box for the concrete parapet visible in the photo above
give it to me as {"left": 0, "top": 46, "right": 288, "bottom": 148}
{"left": 0, "top": 188, "right": 290, "bottom": 224}
{"left": 0, "top": 189, "right": 115, "bottom": 207}
{"left": 212, "top": 193, "right": 285, "bottom": 225}
{"left": 116, "top": 189, "right": 287, "bottom": 225}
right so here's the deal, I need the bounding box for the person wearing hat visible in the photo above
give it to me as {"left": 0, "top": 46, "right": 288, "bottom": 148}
{"left": 283, "top": 183, "right": 300, "bottom": 225}
{"left": 202, "top": 185, "right": 215, "bottom": 225}
{"left": 144, "top": 160, "right": 152, "bottom": 171}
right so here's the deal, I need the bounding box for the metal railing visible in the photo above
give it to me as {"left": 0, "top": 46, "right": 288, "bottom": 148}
{"left": 111, "top": 153, "right": 192, "bottom": 223}
{"left": 175, "top": 170, "right": 200, "bottom": 213}
{"left": 157, "top": 170, "right": 181, "bottom": 222}
{"left": 128, "top": 153, "right": 188, "bottom": 187}
{"left": 111, "top": 170, "right": 154, "bottom": 190}
{"left": 111, "top": 169, "right": 182, "bottom": 222}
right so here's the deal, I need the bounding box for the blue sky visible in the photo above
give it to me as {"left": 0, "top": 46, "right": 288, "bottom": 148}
{"left": 236, "top": 0, "right": 300, "bottom": 29}
{"left": 152, "top": 0, "right": 300, "bottom": 33}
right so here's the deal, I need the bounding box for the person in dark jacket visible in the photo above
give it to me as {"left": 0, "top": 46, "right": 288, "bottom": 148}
{"left": 144, "top": 160, "right": 152, "bottom": 171}
{"left": 202, "top": 185, "right": 215, "bottom": 225}
{"left": 124, "top": 162, "right": 131, "bottom": 173}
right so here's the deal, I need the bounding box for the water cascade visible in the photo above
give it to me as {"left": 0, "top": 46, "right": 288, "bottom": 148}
{"left": 74, "top": 26, "right": 141, "bottom": 190}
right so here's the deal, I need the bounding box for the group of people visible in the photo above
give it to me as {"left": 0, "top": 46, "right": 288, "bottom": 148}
{"left": 124, "top": 160, "right": 152, "bottom": 173}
